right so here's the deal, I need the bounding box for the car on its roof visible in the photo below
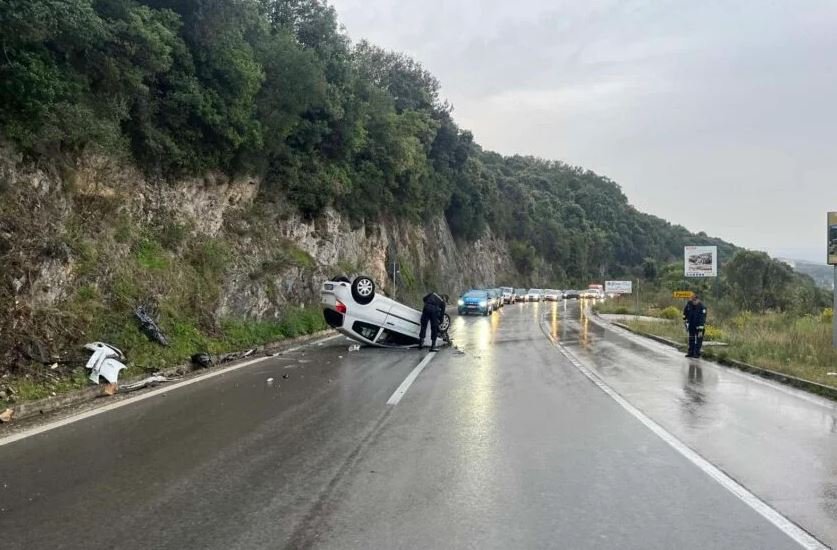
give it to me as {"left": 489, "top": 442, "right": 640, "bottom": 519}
{"left": 321, "top": 276, "right": 450, "bottom": 348}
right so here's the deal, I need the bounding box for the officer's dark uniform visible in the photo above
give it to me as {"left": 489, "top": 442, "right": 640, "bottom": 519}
{"left": 419, "top": 292, "right": 446, "bottom": 351}
{"left": 683, "top": 298, "right": 707, "bottom": 358}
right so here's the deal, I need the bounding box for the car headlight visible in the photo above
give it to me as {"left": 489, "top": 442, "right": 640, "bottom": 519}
{"left": 479, "top": 300, "right": 487, "bottom": 307}
{"left": 457, "top": 299, "right": 464, "bottom": 306}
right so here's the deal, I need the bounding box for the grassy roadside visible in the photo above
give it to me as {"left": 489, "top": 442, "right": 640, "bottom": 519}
{"left": 596, "top": 298, "right": 837, "bottom": 388}
{"left": 0, "top": 307, "right": 326, "bottom": 409}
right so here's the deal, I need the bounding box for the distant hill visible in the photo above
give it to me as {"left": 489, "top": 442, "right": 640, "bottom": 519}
{"left": 779, "top": 259, "right": 834, "bottom": 290}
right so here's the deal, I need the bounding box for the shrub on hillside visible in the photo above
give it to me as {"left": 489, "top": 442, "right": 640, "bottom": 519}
{"left": 660, "top": 306, "right": 681, "bottom": 320}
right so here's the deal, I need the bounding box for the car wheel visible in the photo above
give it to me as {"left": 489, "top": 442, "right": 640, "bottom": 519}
{"left": 440, "top": 314, "right": 451, "bottom": 331}
{"left": 351, "top": 276, "right": 376, "bottom": 305}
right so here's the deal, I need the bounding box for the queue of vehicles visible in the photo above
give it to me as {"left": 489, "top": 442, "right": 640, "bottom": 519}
{"left": 457, "top": 284, "right": 605, "bottom": 315}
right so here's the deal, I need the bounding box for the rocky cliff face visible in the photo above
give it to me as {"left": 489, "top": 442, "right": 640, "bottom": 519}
{"left": 0, "top": 149, "right": 515, "bottom": 367}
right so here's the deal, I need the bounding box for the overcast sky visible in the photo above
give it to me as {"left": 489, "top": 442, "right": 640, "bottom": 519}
{"left": 330, "top": 0, "right": 837, "bottom": 263}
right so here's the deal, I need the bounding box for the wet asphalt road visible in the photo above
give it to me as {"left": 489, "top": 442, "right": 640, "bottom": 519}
{"left": 0, "top": 301, "right": 833, "bottom": 549}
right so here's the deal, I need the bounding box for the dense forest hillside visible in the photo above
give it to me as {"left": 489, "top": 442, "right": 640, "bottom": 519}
{"left": 1, "top": 0, "right": 733, "bottom": 282}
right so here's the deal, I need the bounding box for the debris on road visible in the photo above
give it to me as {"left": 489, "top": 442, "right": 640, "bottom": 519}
{"left": 102, "top": 383, "right": 118, "bottom": 396}
{"left": 191, "top": 353, "right": 213, "bottom": 369}
{"left": 135, "top": 305, "right": 169, "bottom": 346}
{"left": 282, "top": 374, "right": 289, "bottom": 379}
{"left": 121, "top": 375, "right": 175, "bottom": 392}
{"left": 348, "top": 344, "right": 361, "bottom": 352}
{"left": 84, "top": 342, "right": 127, "bottom": 385}
{"left": 243, "top": 349, "right": 255, "bottom": 358}
{"left": 266, "top": 377, "right": 275, "bottom": 386}
{"left": 0, "top": 408, "right": 14, "bottom": 423}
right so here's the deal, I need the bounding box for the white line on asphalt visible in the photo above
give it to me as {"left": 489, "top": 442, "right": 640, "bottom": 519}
{"left": 0, "top": 334, "right": 342, "bottom": 448}
{"left": 545, "top": 330, "right": 827, "bottom": 550}
{"left": 386, "top": 352, "right": 438, "bottom": 406}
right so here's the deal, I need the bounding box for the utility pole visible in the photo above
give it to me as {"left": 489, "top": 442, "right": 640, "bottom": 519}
{"left": 636, "top": 278, "right": 640, "bottom": 315}
{"left": 392, "top": 249, "right": 397, "bottom": 300}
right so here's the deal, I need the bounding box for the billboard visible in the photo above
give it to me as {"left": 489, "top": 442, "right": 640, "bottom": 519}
{"left": 829, "top": 212, "right": 837, "bottom": 265}
{"left": 605, "top": 280, "right": 633, "bottom": 294}
{"left": 684, "top": 246, "right": 718, "bottom": 278}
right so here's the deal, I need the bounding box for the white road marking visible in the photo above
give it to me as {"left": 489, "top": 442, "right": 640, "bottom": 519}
{"left": 544, "top": 328, "right": 827, "bottom": 550}
{"left": 386, "top": 352, "right": 438, "bottom": 406}
{"left": 0, "top": 334, "right": 342, "bottom": 448}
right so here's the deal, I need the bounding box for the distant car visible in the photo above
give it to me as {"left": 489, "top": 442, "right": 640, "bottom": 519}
{"left": 543, "top": 289, "right": 562, "bottom": 301}
{"left": 514, "top": 288, "right": 528, "bottom": 302}
{"left": 458, "top": 290, "right": 493, "bottom": 316}
{"left": 500, "top": 286, "right": 515, "bottom": 304}
{"left": 580, "top": 289, "right": 604, "bottom": 299}
{"left": 487, "top": 288, "right": 504, "bottom": 309}
{"left": 321, "top": 276, "right": 450, "bottom": 347}
{"left": 527, "top": 288, "right": 543, "bottom": 302}
{"left": 563, "top": 290, "right": 579, "bottom": 299}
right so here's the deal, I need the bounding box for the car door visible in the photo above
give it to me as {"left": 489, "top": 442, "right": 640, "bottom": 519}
{"left": 382, "top": 299, "right": 422, "bottom": 339}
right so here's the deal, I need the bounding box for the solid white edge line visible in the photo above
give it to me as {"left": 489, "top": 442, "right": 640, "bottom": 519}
{"left": 0, "top": 334, "right": 342, "bottom": 448}
{"left": 387, "top": 352, "right": 437, "bottom": 406}
{"left": 547, "top": 332, "right": 826, "bottom": 550}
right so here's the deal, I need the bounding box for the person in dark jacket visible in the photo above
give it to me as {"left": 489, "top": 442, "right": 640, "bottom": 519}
{"left": 418, "top": 292, "right": 446, "bottom": 352}
{"left": 683, "top": 294, "right": 707, "bottom": 358}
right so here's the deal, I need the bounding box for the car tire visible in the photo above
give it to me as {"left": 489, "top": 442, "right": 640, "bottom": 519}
{"left": 351, "top": 276, "right": 376, "bottom": 305}
{"left": 440, "top": 314, "right": 451, "bottom": 331}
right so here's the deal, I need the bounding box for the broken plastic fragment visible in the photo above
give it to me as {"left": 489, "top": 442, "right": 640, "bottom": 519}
{"left": 348, "top": 344, "right": 360, "bottom": 352}
{"left": 0, "top": 408, "right": 13, "bottom": 423}
{"left": 83, "top": 342, "right": 127, "bottom": 385}
{"left": 121, "top": 375, "right": 173, "bottom": 392}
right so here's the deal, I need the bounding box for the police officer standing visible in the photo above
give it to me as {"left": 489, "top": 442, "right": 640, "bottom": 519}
{"left": 683, "top": 294, "right": 707, "bottom": 358}
{"left": 418, "top": 292, "right": 446, "bottom": 352}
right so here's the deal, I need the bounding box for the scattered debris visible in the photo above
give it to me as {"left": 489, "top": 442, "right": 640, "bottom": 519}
{"left": 243, "top": 349, "right": 256, "bottom": 358}
{"left": 282, "top": 374, "right": 289, "bottom": 379}
{"left": 191, "top": 353, "right": 213, "bottom": 369}
{"left": 297, "top": 359, "right": 311, "bottom": 364}
{"left": 266, "top": 377, "right": 275, "bottom": 386}
{"left": 102, "top": 383, "right": 118, "bottom": 396}
{"left": 134, "top": 305, "right": 169, "bottom": 346}
{"left": 338, "top": 356, "right": 344, "bottom": 359}
{"left": 121, "top": 375, "right": 174, "bottom": 392}
{"left": 348, "top": 344, "right": 361, "bottom": 352}
{"left": 50, "top": 363, "right": 59, "bottom": 370}
{"left": 84, "top": 342, "right": 127, "bottom": 385}
{"left": 0, "top": 408, "right": 14, "bottom": 423}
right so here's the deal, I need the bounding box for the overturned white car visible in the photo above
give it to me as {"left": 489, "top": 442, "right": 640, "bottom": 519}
{"left": 321, "top": 276, "right": 450, "bottom": 348}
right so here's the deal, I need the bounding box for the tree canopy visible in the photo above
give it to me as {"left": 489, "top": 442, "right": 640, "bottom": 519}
{"left": 1, "top": 0, "right": 737, "bottom": 284}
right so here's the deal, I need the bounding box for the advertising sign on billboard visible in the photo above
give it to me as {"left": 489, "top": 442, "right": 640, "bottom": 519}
{"left": 605, "top": 281, "right": 632, "bottom": 294}
{"left": 684, "top": 246, "right": 718, "bottom": 278}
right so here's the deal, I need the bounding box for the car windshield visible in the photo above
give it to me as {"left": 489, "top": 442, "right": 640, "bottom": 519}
{"left": 463, "top": 291, "right": 487, "bottom": 298}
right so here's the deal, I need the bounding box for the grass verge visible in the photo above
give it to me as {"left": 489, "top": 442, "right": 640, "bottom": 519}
{"left": 623, "top": 314, "right": 837, "bottom": 388}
